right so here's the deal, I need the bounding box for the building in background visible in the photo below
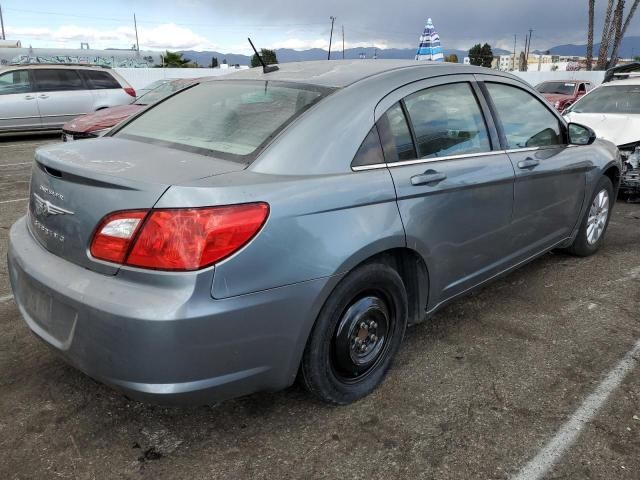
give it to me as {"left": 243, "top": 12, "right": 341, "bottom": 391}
{"left": 415, "top": 18, "right": 444, "bottom": 62}
{"left": 0, "top": 46, "right": 161, "bottom": 68}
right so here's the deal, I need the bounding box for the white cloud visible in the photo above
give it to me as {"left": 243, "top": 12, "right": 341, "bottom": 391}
{"left": 267, "top": 37, "right": 411, "bottom": 51}
{"left": 7, "top": 23, "right": 218, "bottom": 51}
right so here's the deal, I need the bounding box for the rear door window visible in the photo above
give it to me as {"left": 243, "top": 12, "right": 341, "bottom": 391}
{"left": 116, "top": 80, "right": 332, "bottom": 162}
{"left": 485, "top": 82, "right": 564, "bottom": 149}
{"left": 81, "top": 70, "right": 121, "bottom": 89}
{"left": 404, "top": 82, "right": 491, "bottom": 158}
{"left": 33, "top": 69, "right": 86, "bottom": 92}
{"left": 377, "top": 103, "right": 417, "bottom": 163}
{"left": 0, "top": 70, "right": 32, "bottom": 95}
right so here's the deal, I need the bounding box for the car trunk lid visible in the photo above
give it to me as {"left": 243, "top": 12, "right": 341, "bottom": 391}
{"left": 28, "top": 137, "right": 246, "bottom": 274}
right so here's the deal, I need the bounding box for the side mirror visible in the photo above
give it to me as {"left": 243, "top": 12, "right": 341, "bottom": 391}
{"left": 568, "top": 122, "right": 597, "bottom": 146}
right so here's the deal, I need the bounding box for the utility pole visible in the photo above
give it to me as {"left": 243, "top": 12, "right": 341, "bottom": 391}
{"left": 0, "top": 3, "right": 6, "bottom": 41}
{"left": 328, "top": 16, "right": 335, "bottom": 60}
{"left": 525, "top": 28, "right": 533, "bottom": 71}
{"left": 133, "top": 13, "right": 140, "bottom": 52}
{"left": 342, "top": 25, "right": 345, "bottom": 59}
{"left": 512, "top": 34, "right": 517, "bottom": 71}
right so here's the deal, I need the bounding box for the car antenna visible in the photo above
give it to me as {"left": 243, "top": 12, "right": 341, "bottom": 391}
{"left": 248, "top": 37, "right": 279, "bottom": 74}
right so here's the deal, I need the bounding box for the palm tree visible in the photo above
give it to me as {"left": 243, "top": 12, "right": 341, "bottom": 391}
{"left": 597, "top": 0, "right": 616, "bottom": 69}
{"left": 159, "top": 51, "right": 191, "bottom": 68}
{"left": 587, "top": 0, "right": 595, "bottom": 70}
{"left": 608, "top": 0, "right": 640, "bottom": 68}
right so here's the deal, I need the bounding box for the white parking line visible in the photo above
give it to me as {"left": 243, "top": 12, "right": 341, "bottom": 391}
{"left": 0, "top": 162, "right": 32, "bottom": 167}
{"left": 512, "top": 339, "right": 640, "bottom": 480}
{"left": 0, "top": 294, "right": 14, "bottom": 303}
{"left": 0, "top": 198, "right": 28, "bottom": 204}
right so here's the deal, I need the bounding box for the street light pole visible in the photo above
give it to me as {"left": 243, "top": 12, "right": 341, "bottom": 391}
{"left": 328, "top": 16, "right": 336, "bottom": 60}
{"left": 342, "top": 25, "right": 345, "bottom": 59}
{"left": 133, "top": 13, "right": 140, "bottom": 52}
{"left": 0, "top": 4, "right": 6, "bottom": 41}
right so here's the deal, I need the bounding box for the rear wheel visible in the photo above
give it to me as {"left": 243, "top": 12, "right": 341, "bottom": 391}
{"left": 301, "top": 262, "right": 408, "bottom": 405}
{"left": 568, "top": 176, "right": 613, "bottom": 256}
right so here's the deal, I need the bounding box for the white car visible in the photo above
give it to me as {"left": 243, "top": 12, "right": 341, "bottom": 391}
{"left": 0, "top": 64, "right": 136, "bottom": 134}
{"left": 564, "top": 77, "right": 640, "bottom": 199}
{"left": 564, "top": 77, "right": 640, "bottom": 157}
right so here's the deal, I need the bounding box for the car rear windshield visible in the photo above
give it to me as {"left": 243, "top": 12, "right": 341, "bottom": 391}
{"left": 570, "top": 84, "right": 640, "bottom": 114}
{"left": 536, "top": 82, "right": 576, "bottom": 95}
{"left": 133, "top": 79, "right": 194, "bottom": 106}
{"left": 116, "top": 80, "right": 333, "bottom": 162}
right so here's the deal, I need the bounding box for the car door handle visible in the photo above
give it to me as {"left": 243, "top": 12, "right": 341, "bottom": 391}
{"left": 38, "top": 94, "right": 49, "bottom": 99}
{"left": 517, "top": 158, "right": 540, "bottom": 170}
{"left": 24, "top": 95, "right": 36, "bottom": 100}
{"left": 410, "top": 170, "right": 447, "bottom": 186}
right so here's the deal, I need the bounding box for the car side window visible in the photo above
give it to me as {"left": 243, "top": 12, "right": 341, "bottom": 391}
{"left": 578, "top": 83, "right": 586, "bottom": 93}
{"left": 0, "top": 70, "right": 31, "bottom": 95}
{"left": 33, "top": 69, "right": 85, "bottom": 92}
{"left": 377, "top": 103, "right": 417, "bottom": 163}
{"left": 81, "top": 70, "right": 121, "bottom": 89}
{"left": 404, "top": 82, "right": 491, "bottom": 159}
{"left": 352, "top": 127, "right": 385, "bottom": 168}
{"left": 485, "top": 82, "right": 563, "bottom": 149}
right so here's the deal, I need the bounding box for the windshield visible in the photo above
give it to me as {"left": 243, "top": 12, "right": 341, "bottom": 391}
{"left": 134, "top": 80, "right": 194, "bottom": 105}
{"left": 117, "top": 80, "right": 332, "bottom": 161}
{"left": 570, "top": 85, "right": 640, "bottom": 114}
{"left": 536, "top": 82, "right": 576, "bottom": 95}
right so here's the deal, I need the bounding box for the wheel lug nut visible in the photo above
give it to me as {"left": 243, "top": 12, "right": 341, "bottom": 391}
{"left": 371, "top": 322, "right": 377, "bottom": 329}
{"left": 360, "top": 322, "right": 367, "bottom": 330}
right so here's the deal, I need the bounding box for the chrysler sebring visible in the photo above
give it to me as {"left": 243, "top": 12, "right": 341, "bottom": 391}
{"left": 8, "top": 60, "right": 621, "bottom": 405}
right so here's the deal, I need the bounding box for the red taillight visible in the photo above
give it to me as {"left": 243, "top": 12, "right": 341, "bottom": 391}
{"left": 90, "top": 210, "right": 147, "bottom": 264}
{"left": 124, "top": 87, "right": 136, "bottom": 97}
{"left": 90, "top": 203, "right": 269, "bottom": 271}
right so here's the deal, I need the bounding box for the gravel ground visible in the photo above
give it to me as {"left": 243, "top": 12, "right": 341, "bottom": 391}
{"left": 0, "top": 135, "right": 638, "bottom": 480}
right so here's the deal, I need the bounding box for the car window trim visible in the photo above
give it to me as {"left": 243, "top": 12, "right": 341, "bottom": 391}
{"left": 352, "top": 149, "right": 509, "bottom": 172}
{"left": 478, "top": 79, "right": 570, "bottom": 148}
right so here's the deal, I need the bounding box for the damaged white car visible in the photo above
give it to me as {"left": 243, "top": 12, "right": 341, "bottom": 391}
{"left": 564, "top": 78, "right": 640, "bottom": 200}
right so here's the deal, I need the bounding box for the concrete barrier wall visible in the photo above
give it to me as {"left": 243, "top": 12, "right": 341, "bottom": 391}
{"left": 113, "top": 68, "right": 242, "bottom": 90}
{"left": 113, "top": 67, "right": 609, "bottom": 91}
{"left": 512, "top": 71, "right": 606, "bottom": 87}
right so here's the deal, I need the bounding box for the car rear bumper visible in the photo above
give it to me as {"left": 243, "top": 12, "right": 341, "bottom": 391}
{"left": 8, "top": 216, "right": 338, "bottom": 405}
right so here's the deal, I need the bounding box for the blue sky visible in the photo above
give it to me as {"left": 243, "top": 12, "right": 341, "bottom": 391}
{"left": 3, "top": 0, "right": 638, "bottom": 53}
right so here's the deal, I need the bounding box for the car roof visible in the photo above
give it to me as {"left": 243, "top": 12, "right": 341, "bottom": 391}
{"left": 0, "top": 64, "right": 113, "bottom": 72}
{"left": 601, "top": 77, "right": 640, "bottom": 86}
{"left": 210, "top": 59, "right": 491, "bottom": 88}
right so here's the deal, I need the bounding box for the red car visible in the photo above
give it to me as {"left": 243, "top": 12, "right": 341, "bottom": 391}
{"left": 61, "top": 77, "right": 199, "bottom": 141}
{"left": 535, "top": 80, "right": 594, "bottom": 112}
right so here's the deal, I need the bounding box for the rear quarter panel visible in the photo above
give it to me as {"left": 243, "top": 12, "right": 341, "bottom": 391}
{"left": 157, "top": 169, "right": 405, "bottom": 299}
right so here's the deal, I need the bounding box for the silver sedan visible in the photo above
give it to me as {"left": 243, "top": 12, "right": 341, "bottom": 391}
{"left": 8, "top": 60, "right": 621, "bottom": 405}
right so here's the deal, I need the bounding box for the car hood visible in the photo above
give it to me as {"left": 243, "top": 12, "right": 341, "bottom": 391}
{"left": 63, "top": 105, "right": 145, "bottom": 133}
{"left": 564, "top": 112, "right": 640, "bottom": 146}
{"left": 542, "top": 93, "right": 572, "bottom": 103}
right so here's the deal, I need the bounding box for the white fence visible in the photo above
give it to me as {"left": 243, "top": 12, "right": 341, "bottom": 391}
{"left": 113, "top": 67, "right": 609, "bottom": 92}
{"left": 512, "top": 71, "right": 606, "bottom": 87}
{"left": 114, "top": 67, "right": 243, "bottom": 90}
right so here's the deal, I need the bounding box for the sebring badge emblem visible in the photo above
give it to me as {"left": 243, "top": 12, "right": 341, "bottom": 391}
{"left": 33, "top": 193, "right": 74, "bottom": 217}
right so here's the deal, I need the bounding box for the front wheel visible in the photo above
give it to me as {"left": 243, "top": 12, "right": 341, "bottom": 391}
{"left": 568, "top": 176, "right": 613, "bottom": 257}
{"left": 301, "top": 262, "right": 408, "bottom": 405}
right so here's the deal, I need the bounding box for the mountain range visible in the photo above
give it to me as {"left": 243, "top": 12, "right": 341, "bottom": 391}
{"left": 180, "top": 46, "right": 511, "bottom": 66}
{"left": 181, "top": 36, "right": 640, "bottom": 67}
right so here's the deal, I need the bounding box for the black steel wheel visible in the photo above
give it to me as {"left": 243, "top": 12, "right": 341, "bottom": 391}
{"left": 301, "top": 262, "right": 408, "bottom": 405}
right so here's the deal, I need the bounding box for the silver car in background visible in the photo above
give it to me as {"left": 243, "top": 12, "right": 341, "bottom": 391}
{"left": 0, "top": 64, "right": 136, "bottom": 133}
{"left": 8, "top": 61, "right": 621, "bottom": 406}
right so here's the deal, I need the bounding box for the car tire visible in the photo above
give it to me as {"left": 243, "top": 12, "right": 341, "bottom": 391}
{"left": 568, "top": 175, "right": 614, "bottom": 257}
{"left": 300, "top": 262, "right": 408, "bottom": 405}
